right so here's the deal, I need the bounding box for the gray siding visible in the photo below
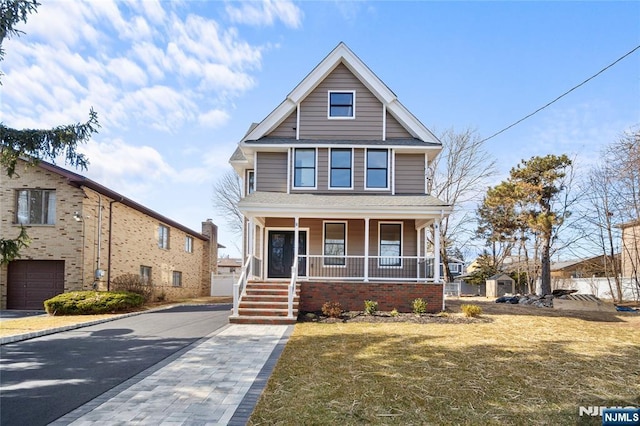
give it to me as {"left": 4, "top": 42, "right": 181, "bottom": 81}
{"left": 317, "top": 148, "right": 328, "bottom": 191}
{"left": 268, "top": 111, "right": 297, "bottom": 138}
{"left": 395, "top": 154, "right": 425, "bottom": 194}
{"left": 256, "top": 152, "right": 287, "bottom": 192}
{"left": 385, "top": 111, "right": 412, "bottom": 139}
{"left": 299, "top": 63, "right": 383, "bottom": 140}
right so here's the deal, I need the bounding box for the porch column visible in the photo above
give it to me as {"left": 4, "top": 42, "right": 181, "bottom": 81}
{"left": 293, "top": 217, "right": 299, "bottom": 272}
{"left": 433, "top": 220, "right": 441, "bottom": 283}
{"left": 248, "top": 218, "right": 254, "bottom": 258}
{"left": 423, "top": 227, "right": 429, "bottom": 282}
{"left": 416, "top": 228, "right": 421, "bottom": 280}
{"left": 364, "top": 217, "right": 370, "bottom": 282}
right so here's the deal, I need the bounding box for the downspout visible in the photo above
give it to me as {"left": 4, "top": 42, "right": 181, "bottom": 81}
{"left": 94, "top": 194, "right": 102, "bottom": 289}
{"left": 107, "top": 197, "right": 123, "bottom": 291}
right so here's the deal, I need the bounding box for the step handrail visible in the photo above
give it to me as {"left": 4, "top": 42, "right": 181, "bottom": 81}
{"left": 288, "top": 255, "right": 297, "bottom": 319}
{"left": 233, "top": 256, "right": 252, "bottom": 317}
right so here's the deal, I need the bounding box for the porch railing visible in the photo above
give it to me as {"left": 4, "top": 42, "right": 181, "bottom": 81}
{"left": 233, "top": 256, "right": 253, "bottom": 316}
{"left": 297, "top": 255, "right": 435, "bottom": 281}
{"left": 288, "top": 255, "right": 297, "bottom": 318}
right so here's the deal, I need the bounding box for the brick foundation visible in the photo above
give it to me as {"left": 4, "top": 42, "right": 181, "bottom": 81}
{"left": 299, "top": 281, "right": 443, "bottom": 313}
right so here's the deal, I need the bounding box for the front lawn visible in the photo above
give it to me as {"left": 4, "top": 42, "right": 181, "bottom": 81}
{"left": 249, "top": 299, "right": 640, "bottom": 425}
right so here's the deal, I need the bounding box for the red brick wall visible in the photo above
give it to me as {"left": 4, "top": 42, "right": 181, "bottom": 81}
{"left": 299, "top": 282, "right": 443, "bottom": 313}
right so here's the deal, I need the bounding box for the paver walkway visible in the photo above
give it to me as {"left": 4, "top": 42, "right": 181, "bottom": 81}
{"left": 50, "top": 324, "right": 292, "bottom": 426}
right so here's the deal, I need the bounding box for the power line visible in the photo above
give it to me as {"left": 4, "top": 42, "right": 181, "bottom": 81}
{"left": 479, "top": 44, "right": 640, "bottom": 144}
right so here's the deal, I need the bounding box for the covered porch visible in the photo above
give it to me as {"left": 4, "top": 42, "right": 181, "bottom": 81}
{"left": 232, "top": 192, "right": 451, "bottom": 321}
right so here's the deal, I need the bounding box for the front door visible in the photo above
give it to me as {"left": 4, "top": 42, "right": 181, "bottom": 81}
{"left": 267, "top": 230, "right": 307, "bottom": 278}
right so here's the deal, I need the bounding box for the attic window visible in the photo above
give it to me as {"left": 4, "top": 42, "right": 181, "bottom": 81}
{"left": 328, "top": 91, "right": 355, "bottom": 118}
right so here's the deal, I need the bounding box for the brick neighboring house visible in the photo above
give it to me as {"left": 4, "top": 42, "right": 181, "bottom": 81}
{"left": 229, "top": 43, "right": 452, "bottom": 323}
{"left": 0, "top": 159, "right": 219, "bottom": 310}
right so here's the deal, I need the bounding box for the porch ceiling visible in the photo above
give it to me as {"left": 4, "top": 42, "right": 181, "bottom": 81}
{"left": 238, "top": 191, "right": 451, "bottom": 220}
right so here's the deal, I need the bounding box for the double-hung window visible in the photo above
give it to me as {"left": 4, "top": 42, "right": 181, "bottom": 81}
{"left": 330, "top": 148, "right": 352, "bottom": 189}
{"left": 366, "top": 149, "right": 389, "bottom": 189}
{"left": 328, "top": 91, "right": 355, "bottom": 118}
{"left": 16, "top": 189, "right": 56, "bottom": 224}
{"left": 379, "top": 223, "right": 402, "bottom": 267}
{"left": 324, "top": 222, "right": 346, "bottom": 266}
{"left": 140, "top": 266, "right": 152, "bottom": 284}
{"left": 185, "top": 236, "right": 194, "bottom": 253}
{"left": 158, "top": 224, "right": 170, "bottom": 249}
{"left": 294, "top": 148, "right": 316, "bottom": 188}
{"left": 172, "top": 271, "right": 182, "bottom": 287}
{"left": 246, "top": 170, "right": 255, "bottom": 194}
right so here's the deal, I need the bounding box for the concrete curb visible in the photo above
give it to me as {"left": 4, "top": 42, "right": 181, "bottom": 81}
{"left": 0, "top": 303, "right": 231, "bottom": 345}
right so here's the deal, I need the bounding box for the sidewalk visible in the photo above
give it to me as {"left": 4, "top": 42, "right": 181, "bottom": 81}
{"left": 49, "top": 323, "right": 293, "bottom": 426}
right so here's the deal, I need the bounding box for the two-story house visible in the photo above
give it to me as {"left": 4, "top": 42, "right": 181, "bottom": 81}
{"left": 229, "top": 43, "right": 452, "bottom": 323}
{"left": 0, "top": 159, "right": 220, "bottom": 310}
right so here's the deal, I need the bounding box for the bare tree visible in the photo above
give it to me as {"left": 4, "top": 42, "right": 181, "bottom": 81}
{"left": 212, "top": 169, "right": 243, "bottom": 237}
{"left": 426, "top": 127, "right": 497, "bottom": 282}
{"left": 582, "top": 128, "right": 640, "bottom": 300}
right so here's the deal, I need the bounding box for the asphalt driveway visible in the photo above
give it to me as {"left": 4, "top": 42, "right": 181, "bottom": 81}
{"left": 0, "top": 304, "right": 231, "bottom": 426}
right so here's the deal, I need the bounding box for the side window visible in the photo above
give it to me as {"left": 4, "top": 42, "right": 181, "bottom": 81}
{"left": 158, "top": 224, "right": 170, "bottom": 249}
{"left": 172, "top": 271, "right": 182, "bottom": 287}
{"left": 16, "top": 189, "right": 56, "bottom": 224}
{"left": 247, "top": 170, "right": 255, "bottom": 194}
{"left": 140, "top": 266, "right": 152, "bottom": 284}
{"left": 185, "top": 236, "right": 194, "bottom": 253}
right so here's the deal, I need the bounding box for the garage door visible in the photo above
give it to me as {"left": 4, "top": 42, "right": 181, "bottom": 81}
{"left": 7, "top": 260, "right": 65, "bottom": 310}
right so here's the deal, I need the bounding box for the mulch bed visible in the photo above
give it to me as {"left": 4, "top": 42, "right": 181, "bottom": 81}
{"left": 298, "top": 310, "right": 488, "bottom": 324}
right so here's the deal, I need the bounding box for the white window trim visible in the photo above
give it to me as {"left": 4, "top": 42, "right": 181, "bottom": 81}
{"left": 292, "top": 147, "right": 318, "bottom": 190}
{"left": 365, "top": 148, "right": 390, "bottom": 191}
{"left": 327, "top": 90, "right": 356, "bottom": 120}
{"left": 322, "top": 221, "right": 348, "bottom": 268}
{"left": 378, "top": 221, "right": 403, "bottom": 268}
{"left": 328, "top": 148, "right": 354, "bottom": 190}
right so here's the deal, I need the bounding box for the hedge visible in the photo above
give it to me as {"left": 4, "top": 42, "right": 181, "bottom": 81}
{"left": 44, "top": 291, "right": 145, "bottom": 315}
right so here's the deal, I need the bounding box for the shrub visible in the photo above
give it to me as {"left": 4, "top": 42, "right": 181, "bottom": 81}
{"left": 461, "top": 304, "right": 483, "bottom": 317}
{"left": 44, "top": 291, "right": 145, "bottom": 315}
{"left": 111, "top": 273, "right": 153, "bottom": 302}
{"left": 321, "top": 301, "right": 343, "bottom": 318}
{"left": 412, "top": 298, "right": 428, "bottom": 315}
{"left": 390, "top": 308, "right": 399, "bottom": 317}
{"left": 364, "top": 300, "right": 378, "bottom": 315}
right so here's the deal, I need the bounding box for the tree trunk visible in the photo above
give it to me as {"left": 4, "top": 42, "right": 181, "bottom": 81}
{"left": 538, "top": 232, "right": 552, "bottom": 295}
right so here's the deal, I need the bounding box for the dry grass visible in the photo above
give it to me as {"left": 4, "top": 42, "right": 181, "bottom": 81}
{"left": 0, "top": 296, "right": 232, "bottom": 338}
{"left": 249, "top": 299, "right": 640, "bottom": 425}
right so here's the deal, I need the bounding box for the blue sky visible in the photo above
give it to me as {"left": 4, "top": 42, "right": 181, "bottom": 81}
{"left": 2, "top": 1, "right": 639, "bottom": 257}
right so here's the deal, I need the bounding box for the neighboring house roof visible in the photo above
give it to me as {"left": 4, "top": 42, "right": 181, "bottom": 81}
{"left": 35, "top": 160, "right": 210, "bottom": 241}
{"left": 240, "top": 42, "right": 441, "bottom": 146}
{"left": 238, "top": 191, "right": 451, "bottom": 219}
{"left": 218, "top": 258, "right": 243, "bottom": 268}
{"left": 487, "top": 273, "right": 513, "bottom": 281}
{"left": 550, "top": 254, "right": 618, "bottom": 272}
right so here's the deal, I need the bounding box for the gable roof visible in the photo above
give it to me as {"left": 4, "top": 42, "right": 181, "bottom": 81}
{"left": 33, "top": 160, "right": 210, "bottom": 241}
{"left": 241, "top": 42, "right": 440, "bottom": 145}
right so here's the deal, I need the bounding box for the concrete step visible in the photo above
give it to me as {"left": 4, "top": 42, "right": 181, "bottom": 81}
{"left": 238, "top": 308, "right": 293, "bottom": 317}
{"left": 239, "top": 301, "right": 298, "bottom": 310}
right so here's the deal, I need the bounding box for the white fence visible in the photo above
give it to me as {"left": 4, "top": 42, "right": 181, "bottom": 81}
{"left": 552, "top": 277, "right": 639, "bottom": 301}
{"left": 211, "top": 273, "right": 236, "bottom": 297}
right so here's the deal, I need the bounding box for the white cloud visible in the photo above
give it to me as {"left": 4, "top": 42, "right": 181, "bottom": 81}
{"left": 1, "top": 0, "right": 270, "bottom": 134}
{"left": 226, "top": 0, "right": 303, "bottom": 29}
{"left": 199, "top": 109, "right": 231, "bottom": 128}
